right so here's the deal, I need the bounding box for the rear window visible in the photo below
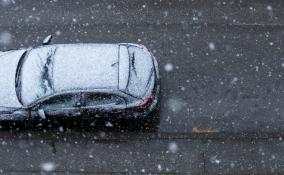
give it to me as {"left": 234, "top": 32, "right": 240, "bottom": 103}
{"left": 126, "top": 46, "right": 154, "bottom": 98}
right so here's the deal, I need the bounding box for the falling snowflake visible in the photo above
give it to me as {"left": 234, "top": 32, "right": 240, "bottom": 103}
{"left": 164, "top": 63, "right": 174, "bottom": 72}
{"left": 55, "top": 30, "right": 61, "bottom": 36}
{"left": 105, "top": 121, "right": 113, "bottom": 127}
{"left": 168, "top": 142, "right": 178, "bottom": 153}
{"left": 267, "top": 5, "right": 272, "bottom": 11}
{"left": 58, "top": 126, "right": 64, "bottom": 132}
{"left": 231, "top": 77, "right": 238, "bottom": 85}
{"left": 167, "top": 97, "right": 184, "bottom": 112}
{"left": 157, "top": 164, "right": 162, "bottom": 171}
{"left": 0, "top": 0, "right": 15, "bottom": 7}
{"left": 0, "top": 31, "right": 12, "bottom": 46}
{"left": 210, "top": 155, "right": 221, "bottom": 164}
{"left": 208, "top": 42, "right": 215, "bottom": 51}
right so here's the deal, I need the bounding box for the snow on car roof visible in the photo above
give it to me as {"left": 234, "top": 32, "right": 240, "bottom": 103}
{"left": 52, "top": 44, "right": 122, "bottom": 92}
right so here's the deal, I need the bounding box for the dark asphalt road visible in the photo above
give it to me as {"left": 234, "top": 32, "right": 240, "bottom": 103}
{"left": 0, "top": 0, "right": 284, "bottom": 174}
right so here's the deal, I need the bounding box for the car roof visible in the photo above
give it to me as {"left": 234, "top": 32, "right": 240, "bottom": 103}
{"left": 51, "top": 44, "right": 128, "bottom": 92}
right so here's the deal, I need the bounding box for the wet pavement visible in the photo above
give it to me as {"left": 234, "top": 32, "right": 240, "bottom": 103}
{"left": 0, "top": 0, "right": 284, "bottom": 174}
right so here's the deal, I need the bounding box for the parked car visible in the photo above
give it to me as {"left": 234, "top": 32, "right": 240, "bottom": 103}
{"left": 0, "top": 37, "right": 160, "bottom": 124}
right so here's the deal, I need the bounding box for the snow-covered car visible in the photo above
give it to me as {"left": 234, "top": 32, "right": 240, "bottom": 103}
{"left": 0, "top": 41, "right": 160, "bottom": 122}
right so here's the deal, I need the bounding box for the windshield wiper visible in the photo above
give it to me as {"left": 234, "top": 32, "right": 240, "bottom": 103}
{"left": 15, "top": 50, "right": 28, "bottom": 105}
{"left": 131, "top": 52, "right": 137, "bottom": 76}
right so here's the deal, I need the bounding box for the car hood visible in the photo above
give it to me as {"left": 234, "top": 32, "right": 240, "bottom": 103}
{"left": 0, "top": 50, "right": 26, "bottom": 108}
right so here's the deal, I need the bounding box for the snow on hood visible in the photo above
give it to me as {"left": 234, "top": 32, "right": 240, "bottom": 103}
{"left": 0, "top": 50, "right": 25, "bottom": 108}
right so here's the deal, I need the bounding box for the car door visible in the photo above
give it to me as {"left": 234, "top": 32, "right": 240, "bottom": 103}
{"left": 32, "top": 93, "right": 82, "bottom": 119}
{"left": 81, "top": 92, "right": 126, "bottom": 118}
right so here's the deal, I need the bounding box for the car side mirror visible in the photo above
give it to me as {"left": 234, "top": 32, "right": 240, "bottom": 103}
{"left": 37, "top": 109, "right": 46, "bottom": 119}
{"left": 42, "top": 35, "right": 53, "bottom": 45}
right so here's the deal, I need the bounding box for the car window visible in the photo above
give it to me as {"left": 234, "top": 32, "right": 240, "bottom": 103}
{"left": 39, "top": 94, "right": 78, "bottom": 110}
{"left": 84, "top": 93, "right": 125, "bottom": 107}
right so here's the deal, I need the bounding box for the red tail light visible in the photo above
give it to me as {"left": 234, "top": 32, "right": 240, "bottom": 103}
{"left": 136, "top": 92, "right": 154, "bottom": 110}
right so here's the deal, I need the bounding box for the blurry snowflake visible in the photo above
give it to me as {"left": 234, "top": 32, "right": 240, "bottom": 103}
{"left": 164, "top": 63, "right": 174, "bottom": 72}
{"left": 89, "top": 154, "right": 94, "bottom": 158}
{"left": 167, "top": 97, "right": 184, "bottom": 112}
{"left": 157, "top": 164, "right": 162, "bottom": 171}
{"left": 40, "top": 162, "right": 56, "bottom": 172}
{"left": 281, "top": 62, "right": 284, "bottom": 68}
{"left": 0, "top": 0, "right": 15, "bottom": 7}
{"left": 208, "top": 42, "right": 215, "bottom": 51}
{"left": 0, "top": 31, "right": 12, "bottom": 46}
{"left": 231, "top": 77, "right": 238, "bottom": 85}
{"left": 255, "top": 66, "right": 259, "bottom": 72}
{"left": 55, "top": 30, "right": 61, "bottom": 36}
{"left": 210, "top": 155, "right": 221, "bottom": 164}
{"left": 163, "top": 11, "right": 169, "bottom": 17}
{"left": 168, "top": 142, "right": 178, "bottom": 153}
{"left": 107, "top": 5, "right": 112, "bottom": 9}
{"left": 1, "top": 141, "right": 7, "bottom": 146}
{"left": 105, "top": 121, "right": 113, "bottom": 127}
{"left": 230, "top": 162, "right": 235, "bottom": 168}
{"left": 58, "top": 126, "right": 64, "bottom": 132}
{"left": 99, "top": 131, "right": 106, "bottom": 138}
{"left": 192, "top": 16, "right": 198, "bottom": 21}
{"left": 267, "top": 5, "right": 272, "bottom": 11}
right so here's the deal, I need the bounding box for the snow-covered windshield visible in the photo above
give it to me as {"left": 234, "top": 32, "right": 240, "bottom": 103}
{"left": 18, "top": 46, "right": 56, "bottom": 105}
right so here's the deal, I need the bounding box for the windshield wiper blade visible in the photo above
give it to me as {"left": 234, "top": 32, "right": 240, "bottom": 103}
{"left": 15, "top": 50, "right": 28, "bottom": 105}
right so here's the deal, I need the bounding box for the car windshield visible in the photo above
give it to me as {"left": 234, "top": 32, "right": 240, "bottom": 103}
{"left": 16, "top": 46, "right": 56, "bottom": 106}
